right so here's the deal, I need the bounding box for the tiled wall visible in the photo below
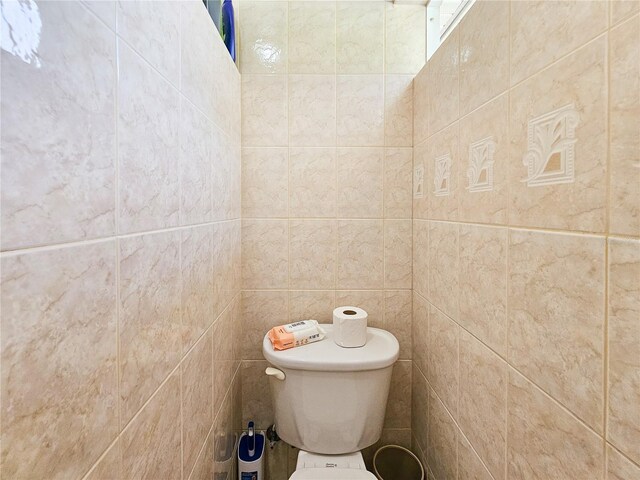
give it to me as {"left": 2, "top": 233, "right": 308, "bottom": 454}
{"left": 411, "top": 1, "right": 639, "bottom": 479}
{"left": 237, "top": 0, "right": 425, "bottom": 476}
{"left": 1, "top": 1, "right": 241, "bottom": 479}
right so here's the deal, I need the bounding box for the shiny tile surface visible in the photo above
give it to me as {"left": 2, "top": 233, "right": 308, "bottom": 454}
{"left": 1, "top": 1, "right": 116, "bottom": 250}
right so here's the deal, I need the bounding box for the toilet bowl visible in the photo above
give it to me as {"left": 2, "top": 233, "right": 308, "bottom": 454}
{"left": 262, "top": 324, "right": 399, "bottom": 479}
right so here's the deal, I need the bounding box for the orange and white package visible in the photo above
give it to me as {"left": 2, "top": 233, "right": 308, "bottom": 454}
{"left": 267, "top": 320, "right": 326, "bottom": 351}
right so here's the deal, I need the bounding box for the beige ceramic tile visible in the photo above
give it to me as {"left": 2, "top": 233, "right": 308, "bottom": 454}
{"left": 239, "top": 1, "right": 288, "bottom": 74}
{"left": 412, "top": 291, "right": 429, "bottom": 376}
{"left": 241, "top": 75, "right": 288, "bottom": 146}
{"left": 413, "top": 220, "right": 428, "bottom": 298}
{"left": 411, "top": 364, "right": 428, "bottom": 453}
{"left": 181, "top": 225, "right": 213, "bottom": 351}
{"left": 507, "top": 370, "right": 603, "bottom": 479}
{"left": 458, "top": 0, "right": 508, "bottom": 115}
{"left": 609, "top": 15, "right": 640, "bottom": 236}
{"left": 458, "top": 93, "right": 509, "bottom": 224}
{"left": 213, "top": 308, "right": 236, "bottom": 415}
{"left": 509, "top": 229, "right": 605, "bottom": 432}
{"left": 180, "top": 97, "right": 213, "bottom": 225}
{"left": 116, "top": 0, "right": 180, "bottom": 86}
{"left": 384, "top": 220, "right": 412, "bottom": 289}
{"left": 241, "top": 219, "right": 289, "bottom": 289}
{"left": 384, "top": 361, "right": 412, "bottom": 429}
{"left": 335, "top": 290, "right": 384, "bottom": 326}
{"left": 241, "top": 290, "right": 289, "bottom": 360}
{"left": 336, "top": 2, "right": 384, "bottom": 74}
{"left": 289, "top": 290, "right": 335, "bottom": 323}
{"left": 413, "top": 68, "right": 428, "bottom": 147}
{"left": 121, "top": 372, "right": 181, "bottom": 480}
{"left": 608, "top": 238, "right": 640, "bottom": 463}
{"left": 337, "top": 147, "right": 384, "bottom": 217}
{"left": 289, "top": 147, "right": 337, "bottom": 217}
{"left": 383, "top": 290, "right": 413, "bottom": 360}
{"left": 82, "top": 1, "right": 116, "bottom": 29}
{"left": 458, "top": 434, "right": 493, "bottom": 480}
{"left": 336, "top": 75, "right": 385, "bottom": 146}
{"left": 428, "top": 221, "right": 459, "bottom": 320}
{"left": 182, "top": 332, "right": 213, "bottom": 479}
{"left": 289, "top": 219, "right": 336, "bottom": 289}
{"left": 510, "top": 0, "right": 607, "bottom": 85}
{"left": 412, "top": 143, "right": 429, "bottom": 220}
{"left": 1, "top": 243, "right": 117, "bottom": 479}
{"left": 212, "top": 126, "right": 239, "bottom": 221}
{"left": 213, "top": 385, "right": 235, "bottom": 479}
{"left": 427, "top": 30, "right": 459, "bottom": 135}
{"left": 336, "top": 219, "right": 384, "bottom": 289}
{"left": 85, "top": 440, "right": 120, "bottom": 480}
{"left": 428, "top": 386, "right": 458, "bottom": 480}
{"left": 288, "top": 2, "right": 336, "bottom": 73}
{"left": 212, "top": 221, "right": 237, "bottom": 319}
{"left": 385, "top": 76, "right": 414, "bottom": 147}
{"left": 385, "top": 3, "right": 426, "bottom": 74}
{"left": 181, "top": 1, "right": 218, "bottom": 118}
{"left": 427, "top": 122, "right": 459, "bottom": 221}
{"left": 119, "top": 232, "right": 181, "bottom": 426}
{"left": 118, "top": 43, "right": 179, "bottom": 233}
{"left": 241, "top": 147, "right": 288, "bottom": 217}
{"left": 509, "top": 37, "right": 607, "bottom": 232}
{"left": 607, "top": 445, "right": 640, "bottom": 480}
{"left": 188, "top": 430, "right": 215, "bottom": 480}
{"left": 242, "top": 361, "right": 274, "bottom": 429}
{"left": 0, "top": 1, "right": 116, "bottom": 250}
{"left": 459, "top": 224, "right": 508, "bottom": 356}
{"left": 289, "top": 75, "right": 336, "bottom": 146}
{"left": 611, "top": 0, "right": 640, "bottom": 25}
{"left": 459, "top": 331, "right": 507, "bottom": 480}
{"left": 428, "top": 305, "right": 459, "bottom": 417}
{"left": 384, "top": 148, "right": 413, "bottom": 218}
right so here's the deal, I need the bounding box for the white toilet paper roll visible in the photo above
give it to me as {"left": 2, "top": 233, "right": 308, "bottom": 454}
{"left": 333, "top": 306, "right": 368, "bottom": 348}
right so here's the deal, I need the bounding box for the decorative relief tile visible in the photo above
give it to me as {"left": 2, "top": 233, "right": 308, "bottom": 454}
{"left": 434, "top": 154, "right": 452, "bottom": 197}
{"left": 414, "top": 163, "right": 425, "bottom": 199}
{"left": 522, "top": 104, "right": 580, "bottom": 187}
{"left": 508, "top": 38, "right": 606, "bottom": 232}
{"left": 428, "top": 123, "right": 459, "bottom": 220}
{"left": 458, "top": 93, "right": 508, "bottom": 224}
{"left": 467, "top": 137, "right": 496, "bottom": 192}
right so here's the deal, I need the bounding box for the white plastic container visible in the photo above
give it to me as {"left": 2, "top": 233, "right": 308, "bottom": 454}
{"left": 238, "top": 422, "right": 265, "bottom": 480}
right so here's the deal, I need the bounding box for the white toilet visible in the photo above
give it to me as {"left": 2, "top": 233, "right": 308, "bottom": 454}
{"left": 262, "top": 324, "right": 399, "bottom": 479}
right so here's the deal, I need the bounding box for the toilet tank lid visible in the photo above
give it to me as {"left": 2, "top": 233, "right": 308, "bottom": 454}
{"left": 262, "top": 325, "right": 399, "bottom": 371}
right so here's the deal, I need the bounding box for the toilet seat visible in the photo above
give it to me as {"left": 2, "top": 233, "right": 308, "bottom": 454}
{"left": 290, "top": 468, "right": 377, "bottom": 479}
{"left": 289, "top": 450, "right": 377, "bottom": 480}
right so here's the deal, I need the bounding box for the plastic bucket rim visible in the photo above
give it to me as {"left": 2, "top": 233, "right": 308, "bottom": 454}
{"left": 372, "top": 444, "right": 424, "bottom": 480}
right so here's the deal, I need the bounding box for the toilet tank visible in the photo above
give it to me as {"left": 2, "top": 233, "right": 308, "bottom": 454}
{"left": 262, "top": 325, "right": 399, "bottom": 455}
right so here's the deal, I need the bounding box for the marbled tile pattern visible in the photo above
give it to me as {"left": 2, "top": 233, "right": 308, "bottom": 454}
{"left": 1, "top": 243, "right": 118, "bottom": 479}
{"left": 608, "top": 238, "right": 640, "bottom": 463}
{"left": 411, "top": 3, "right": 637, "bottom": 479}
{"left": 1, "top": 1, "right": 116, "bottom": 250}
{"left": 1, "top": 2, "right": 242, "bottom": 479}
{"left": 508, "top": 229, "right": 605, "bottom": 432}
{"left": 239, "top": 9, "right": 420, "bottom": 476}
